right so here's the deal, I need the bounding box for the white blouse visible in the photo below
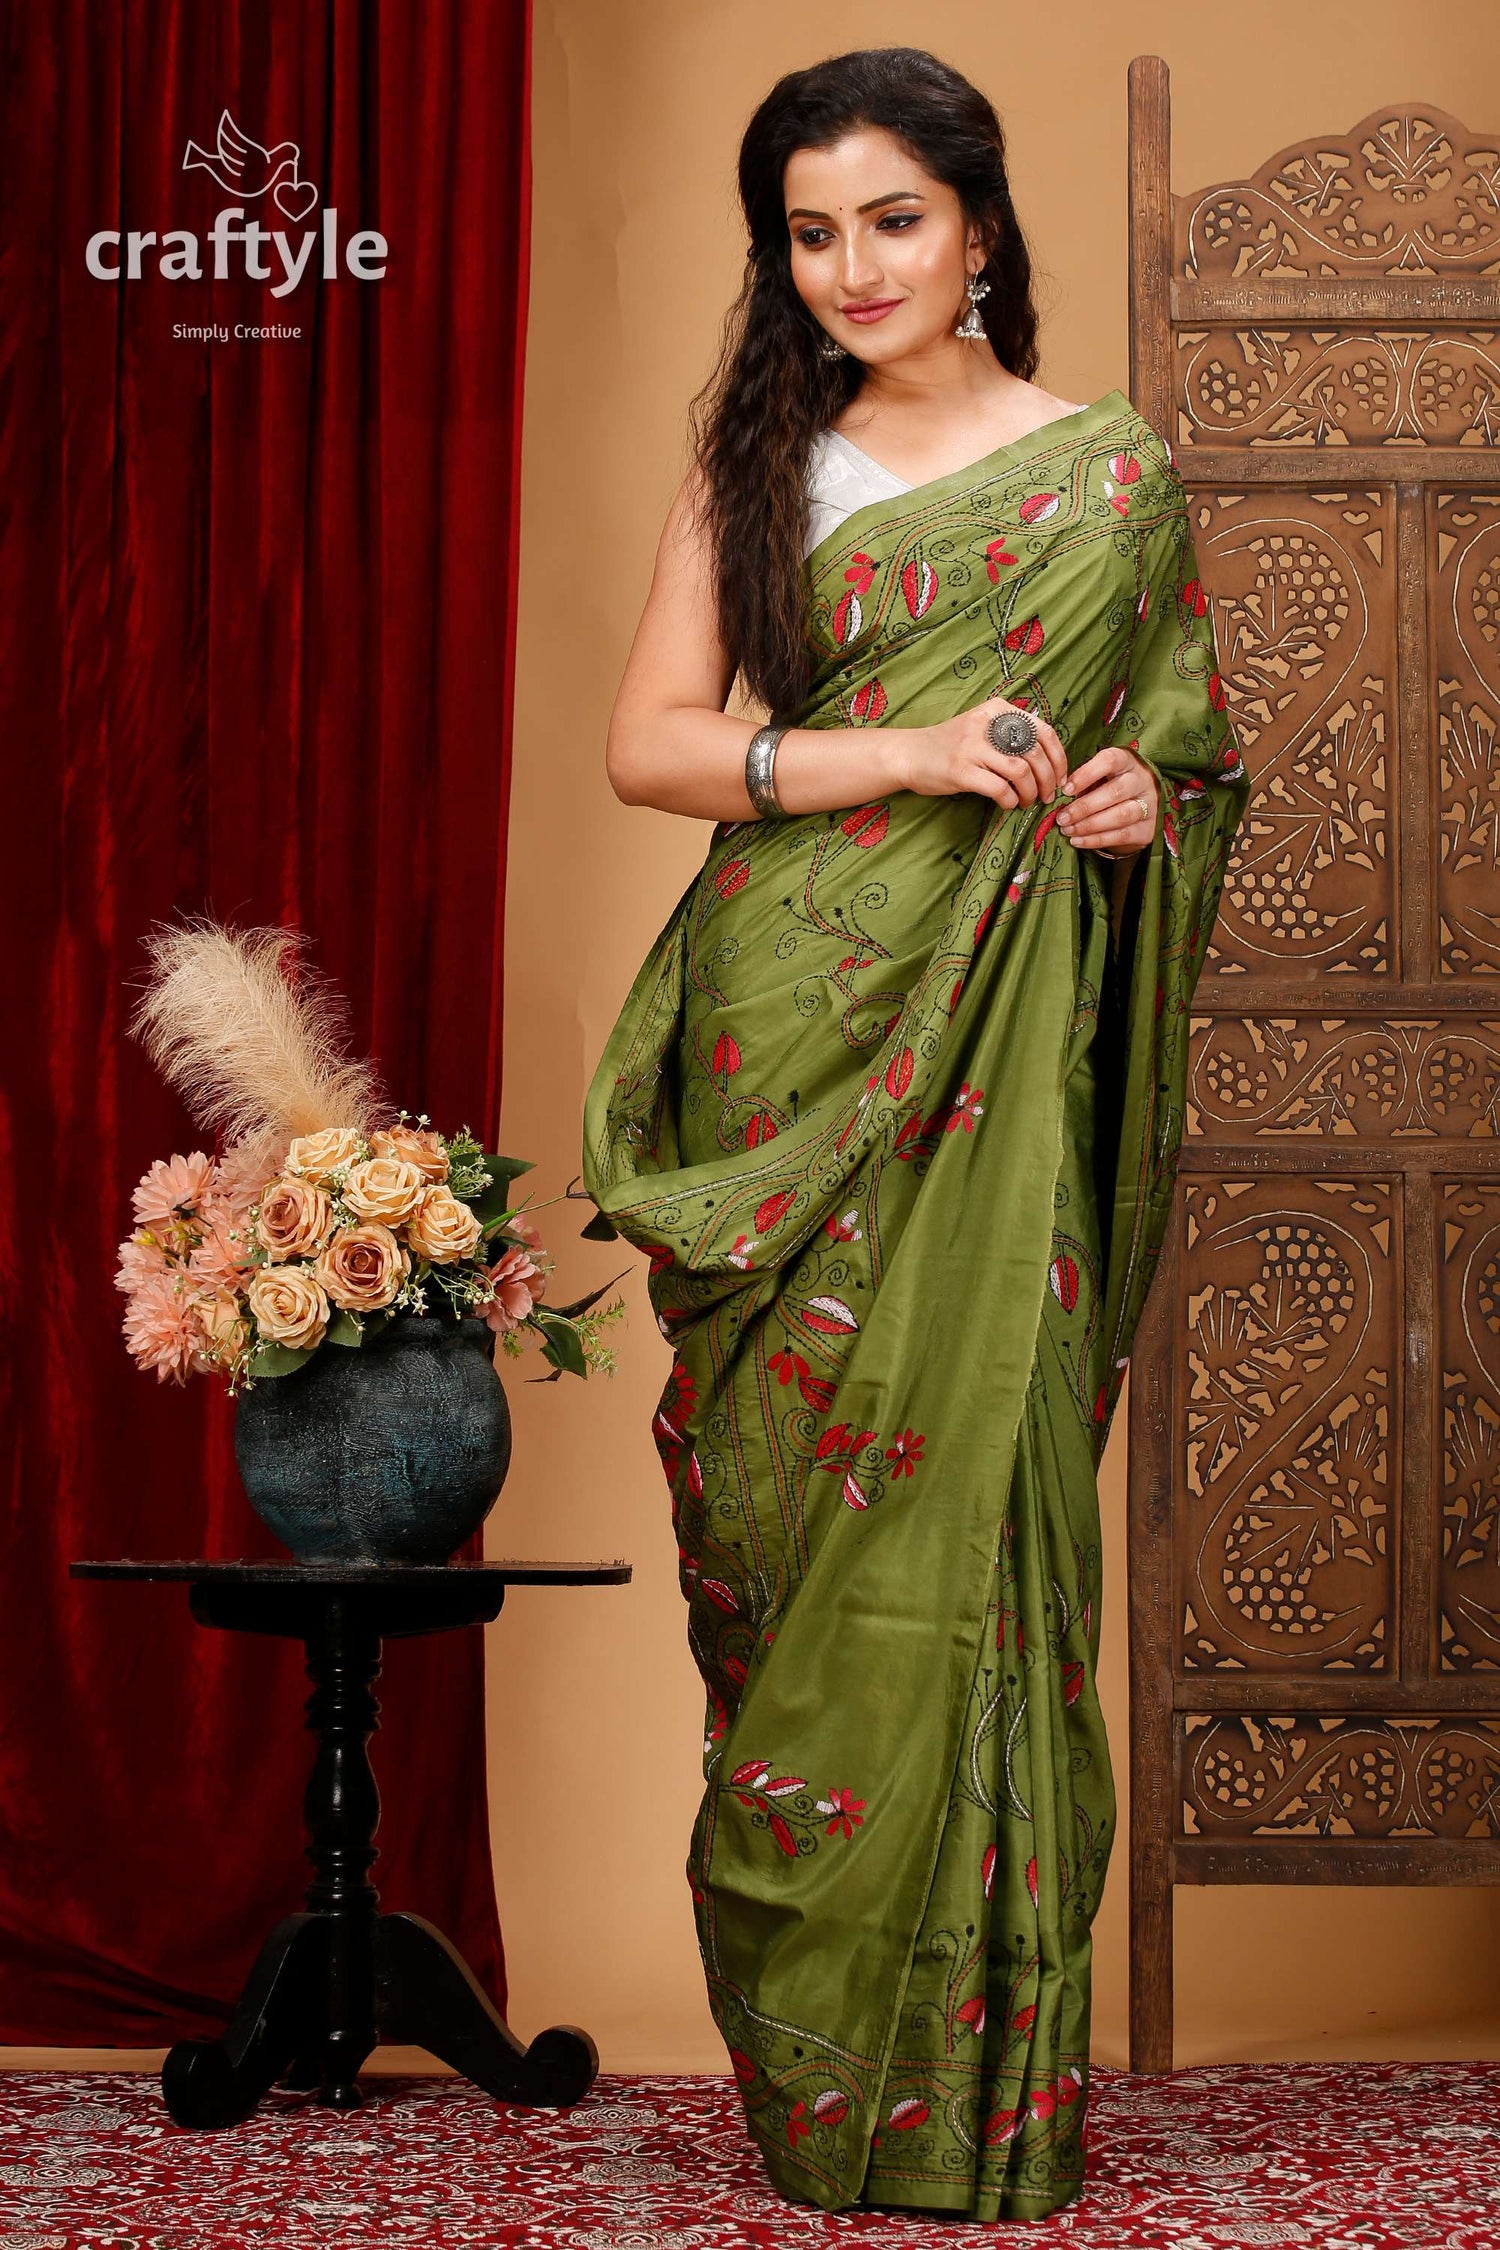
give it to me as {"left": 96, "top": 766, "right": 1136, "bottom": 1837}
{"left": 802, "top": 428, "right": 912, "bottom": 559}
{"left": 802, "top": 408, "right": 1090, "bottom": 559}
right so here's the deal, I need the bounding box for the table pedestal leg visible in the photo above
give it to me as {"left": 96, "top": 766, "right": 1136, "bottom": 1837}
{"left": 376, "top": 1910, "right": 598, "bottom": 2104}
{"left": 161, "top": 1593, "right": 597, "bottom": 2127}
{"left": 162, "top": 1913, "right": 325, "bottom": 2128}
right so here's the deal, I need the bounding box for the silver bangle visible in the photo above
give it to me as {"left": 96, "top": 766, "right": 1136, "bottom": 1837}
{"left": 745, "top": 723, "right": 789, "bottom": 818}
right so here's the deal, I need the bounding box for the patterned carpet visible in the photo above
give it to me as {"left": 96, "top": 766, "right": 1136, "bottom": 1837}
{"left": 1, "top": 2061, "right": 1498, "bottom": 2246}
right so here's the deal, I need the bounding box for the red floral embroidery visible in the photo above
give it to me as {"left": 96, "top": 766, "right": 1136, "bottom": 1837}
{"left": 840, "top": 802, "right": 889, "bottom": 848}
{"left": 819, "top": 1786, "right": 866, "bottom": 1838}
{"left": 901, "top": 552, "right": 937, "bottom": 618}
{"left": 885, "top": 1428, "right": 925, "bottom": 1475}
{"left": 946, "top": 1082, "right": 984, "bottom": 1132}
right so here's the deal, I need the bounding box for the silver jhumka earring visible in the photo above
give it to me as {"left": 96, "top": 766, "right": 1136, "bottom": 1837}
{"left": 955, "top": 270, "right": 990, "bottom": 340}
{"left": 816, "top": 327, "right": 848, "bottom": 361}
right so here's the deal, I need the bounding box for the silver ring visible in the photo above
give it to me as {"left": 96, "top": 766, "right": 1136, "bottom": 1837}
{"left": 1137, "top": 792, "right": 1150, "bottom": 821}
{"left": 986, "top": 709, "right": 1039, "bottom": 757}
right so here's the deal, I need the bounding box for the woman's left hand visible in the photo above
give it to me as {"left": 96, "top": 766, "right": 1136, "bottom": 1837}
{"left": 1054, "top": 744, "right": 1158, "bottom": 859}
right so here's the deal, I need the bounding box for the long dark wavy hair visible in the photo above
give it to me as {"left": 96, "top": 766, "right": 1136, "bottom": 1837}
{"left": 687, "top": 47, "right": 1042, "bottom": 719}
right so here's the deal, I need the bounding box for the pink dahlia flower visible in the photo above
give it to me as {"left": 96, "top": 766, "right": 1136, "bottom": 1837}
{"left": 131, "top": 1151, "right": 214, "bottom": 1227}
{"left": 121, "top": 1270, "right": 203, "bottom": 1384}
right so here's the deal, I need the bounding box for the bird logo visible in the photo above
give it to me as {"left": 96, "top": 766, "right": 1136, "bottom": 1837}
{"left": 182, "top": 110, "right": 319, "bottom": 224}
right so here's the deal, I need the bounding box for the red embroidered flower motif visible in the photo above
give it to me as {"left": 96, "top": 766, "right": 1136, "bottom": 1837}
{"left": 755, "top": 1188, "right": 797, "bottom": 1233}
{"left": 714, "top": 857, "right": 749, "bottom": 899}
{"left": 768, "top": 1346, "right": 808, "bottom": 1387}
{"left": 1004, "top": 614, "right": 1044, "bottom": 656}
{"left": 726, "top": 1234, "right": 754, "bottom": 1269}
{"left": 711, "top": 1030, "right": 741, "bottom": 1078}
{"left": 786, "top": 2097, "right": 812, "bottom": 2146}
{"left": 832, "top": 588, "right": 864, "bottom": 646}
{"left": 981, "top": 1843, "right": 997, "bottom": 1899}
{"left": 850, "top": 677, "right": 887, "bottom": 724}
{"left": 956, "top": 1995, "right": 987, "bottom": 2037}
{"left": 744, "top": 1110, "right": 778, "bottom": 1147}
{"left": 1006, "top": 866, "right": 1032, "bottom": 904}
{"left": 730, "top": 2047, "right": 757, "bottom": 2084}
{"left": 947, "top": 1082, "right": 984, "bottom": 1132}
{"left": 818, "top": 1786, "right": 866, "bottom": 1839}
{"left": 840, "top": 802, "right": 888, "bottom": 848}
{"left": 901, "top": 552, "right": 937, "bottom": 618}
{"left": 984, "top": 2107, "right": 1021, "bottom": 2146}
{"left": 984, "top": 537, "right": 1018, "bottom": 581}
{"left": 844, "top": 550, "right": 878, "bottom": 594}
{"left": 813, "top": 2088, "right": 850, "bottom": 2124}
{"left": 888, "top": 2098, "right": 929, "bottom": 2130}
{"left": 1049, "top": 1252, "right": 1079, "bottom": 1312}
{"left": 885, "top": 1045, "right": 914, "bottom": 1099}
{"left": 1179, "top": 575, "right": 1208, "bottom": 620}
{"left": 885, "top": 1428, "right": 925, "bottom": 1476}
{"left": 1019, "top": 491, "right": 1060, "bottom": 525}
{"left": 825, "top": 1208, "right": 862, "bottom": 1243}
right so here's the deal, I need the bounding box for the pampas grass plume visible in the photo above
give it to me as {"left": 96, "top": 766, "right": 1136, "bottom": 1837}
{"left": 129, "top": 918, "right": 387, "bottom": 1149}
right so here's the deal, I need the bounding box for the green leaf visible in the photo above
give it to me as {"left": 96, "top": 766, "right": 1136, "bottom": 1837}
{"left": 246, "top": 1341, "right": 316, "bottom": 1379}
{"left": 541, "top": 1269, "right": 631, "bottom": 1321}
{"left": 324, "top": 1309, "right": 363, "bottom": 1348}
{"left": 469, "top": 1154, "right": 537, "bottom": 1226}
{"left": 532, "top": 1309, "right": 587, "bottom": 1378}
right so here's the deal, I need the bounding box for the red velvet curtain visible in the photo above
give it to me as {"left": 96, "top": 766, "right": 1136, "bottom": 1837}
{"left": 0, "top": 0, "right": 530, "bottom": 2040}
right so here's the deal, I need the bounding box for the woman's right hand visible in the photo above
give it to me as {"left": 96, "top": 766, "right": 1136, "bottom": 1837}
{"left": 896, "top": 692, "right": 1070, "bottom": 809}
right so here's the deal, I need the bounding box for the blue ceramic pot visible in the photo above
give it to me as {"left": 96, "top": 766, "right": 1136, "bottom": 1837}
{"left": 233, "top": 1312, "right": 511, "bottom": 1562}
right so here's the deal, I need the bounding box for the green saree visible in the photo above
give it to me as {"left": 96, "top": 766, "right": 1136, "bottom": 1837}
{"left": 581, "top": 388, "right": 1249, "bottom": 2221}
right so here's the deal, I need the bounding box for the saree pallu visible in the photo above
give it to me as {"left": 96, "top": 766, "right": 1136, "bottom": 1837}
{"left": 582, "top": 388, "right": 1250, "bottom": 2221}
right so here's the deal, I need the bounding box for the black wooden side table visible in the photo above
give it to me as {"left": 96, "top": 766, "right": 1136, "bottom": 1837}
{"left": 70, "top": 1558, "right": 631, "bottom": 2130}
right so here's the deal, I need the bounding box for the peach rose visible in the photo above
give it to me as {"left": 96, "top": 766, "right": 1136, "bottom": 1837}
{"left": 254, "top": 1174, "right": 334, "bottom": 1262}
{"left": 342, "top": 1156, "right": 426, "bottom": 1225}
{"left": 405, "top": 1184, "right": 483, "bottom": 1265}
{"left": 193, "top": 1290, "right": 252, "bottom": 1370}
{"left": 370, "top": 1124, "right": 449, "bottom": 1183}
{"left": 314, "top": 1222, "right": 409, "bottom": 1311}
{"left": 287, "top": 1126, "right": 364, "bottom": 1183}
{"left": 247, "top": 1265, "right": 330, "bottom": 1352}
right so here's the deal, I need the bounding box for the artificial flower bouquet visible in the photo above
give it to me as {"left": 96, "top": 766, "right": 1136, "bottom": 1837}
{"left": 115, "top": 921, "right": 624, "bottom": 1393}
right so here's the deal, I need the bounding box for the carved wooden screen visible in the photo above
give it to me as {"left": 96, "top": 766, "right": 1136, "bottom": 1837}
{"left": 1125, "top": 55, "right": 1500, "bottom": 2072}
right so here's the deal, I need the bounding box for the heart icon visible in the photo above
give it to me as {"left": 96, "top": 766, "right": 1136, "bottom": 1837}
{"left": 274, "top": 177, "right": 318, "bottom": 224}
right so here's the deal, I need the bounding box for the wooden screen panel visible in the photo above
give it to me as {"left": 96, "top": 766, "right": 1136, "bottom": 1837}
{"left": 1126, "top": 59, "right": 1500, "bottom": 2074}
{"left": 1197, "top": 485, "right": 1396, "bottom": 979}
{"left": 1178, "top": 1175, "right": 1397, "bottom": 1677}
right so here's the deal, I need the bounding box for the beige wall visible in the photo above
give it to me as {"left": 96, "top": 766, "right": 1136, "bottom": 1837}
{"left": 491, "top": 0, "right": 1500, "bottom": 2075}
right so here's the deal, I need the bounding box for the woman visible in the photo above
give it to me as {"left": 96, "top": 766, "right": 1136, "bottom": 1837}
{"left": 581, "top": 46, "right": 1249, "bottom": 2224}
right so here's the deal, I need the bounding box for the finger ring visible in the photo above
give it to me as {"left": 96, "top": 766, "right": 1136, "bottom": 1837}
{"left": 987, "top": 709, "right": 1039, "bottom": 756}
